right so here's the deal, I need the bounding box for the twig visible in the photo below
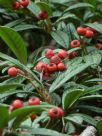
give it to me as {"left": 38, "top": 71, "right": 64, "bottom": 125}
{"left": 79, "top": 126, "right": 97, "bottom": 136}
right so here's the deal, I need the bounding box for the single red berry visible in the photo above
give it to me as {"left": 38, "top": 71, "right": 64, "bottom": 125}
{"left": 69, "top": 51, "right": 78, "bottom": 59}
{"left": 47, "top": 63, "right": 57, "bottom": 73}
{"left": 70, "top": 40, "right": 80, "bottom": 48}
{"left": 28, "top": 97, "right": 40, "bottom": 106}
{"left": 30, "top": 114, "right": 37, "bottom": 122}
{"left": 58, "top": 49, "right": 68, "bottom": 59}
{"left": 48, "top": 108, "right": 64, "bottom": 119}
{"left": 20, "top": 0, "right": 29, "bottom": 7}
{"left": 38, "top": 11, "right": 48, "bottom": 20}
{"left": 57, "top": 63, "right": 66, "bottom": 71}
{"left": 95, "top": 43, "right": 102, "bottom": 50}
{"left": 36, "top": 62, "right": 47, "bottom": 72}
{"left": 12, "top": 99, "right": 23, "bottom": 109}
{"left": 8, "top": 67, "right": 18, "bottom": 77}
{"left": 12, "top": 2, "right": 21, "bottom": 10}
{"left": 77, "top": 27, "right": 86, "bottom": 36}
{"left": 85, "top": 30, "right": 94, "bottom": 38}
{"left": 42, "top": 72, "right": 49, "bottom": 80}
{"left": 50, "top": 55, "right": 61, "bottom": 64}
{"left": 45, "top": 49, "right": 54, "bottom": 59}
{"left": 48, "top": 108, "right": 58, "bottom": 118}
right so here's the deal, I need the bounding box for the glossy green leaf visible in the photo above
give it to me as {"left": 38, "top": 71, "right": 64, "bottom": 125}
{"left": 62, "top": 89, "right": 84, "bottom": 109}
{"left": 0, "top": 83, "right": 23, "bottom": 93}
{"left": 64, "top": 3, "right": 93, "bottom": 13}
{"left": 51, "top": 30, "right": 69, "bottom": 49}
{"left": 97, "top": 120, "right": 102, "bottom": 135}
{"left": 65, "top": 114, "right": 83, "bottom": 124}
{"left": 0, "top": 26, "right": 27, "bottom": 64}
{"left": 72, "top": 113, "right": 97, "bottom": 126}
{"left": 0, "top": 105, "right": 9, "bottom": 128}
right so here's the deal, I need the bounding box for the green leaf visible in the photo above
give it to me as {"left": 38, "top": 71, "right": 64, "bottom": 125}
{"left": 27, "top": 1, "right": 40, "bottom": 16}
{"left": 65, "top": 114, "right": 83, "bottom": 124}
{"left": 97, "top": 120, "right": 102, "bottom": 135}
{"left": 79, "top": 95, "right": 102, "bottom": 101}
{"left": 0, "top": 26, "right": 27, "bottom": 64}
{"left": 84, "top": 85, "right": 102, "bottom": 95}
{"left": 64, "top": 3, "right": 93, "bottom": 13}
{"left": 72, "top": 113, "right": 97, "bottom": 126}
{"left": 62, "top": 89, "right": 84, "bottom": 109}
{"left": 25, "top": 128, "right": 68, "bottom": 136}
{"left": 77, "top": 105, "right": 102, "bottom": 114}
{"left": 13, "top": 24, "right": 39, "bottom": 31}
{"left": 0, "top": 105, "right": 9, "bottom": 128}
{"left": 51, "top": 30, "right": 69, "bottom": 49}
{"left": 85, "top": 23, "right": 102, "bottom": 34}
{"left": 66, "top": 23, "right": 79, "bottom": 40}
{"left": 0, "top": 83, "right": 23, "bottom": 93}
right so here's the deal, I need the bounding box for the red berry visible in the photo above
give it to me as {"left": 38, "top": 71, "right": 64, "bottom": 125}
{"left": 48, "top": 107, "right": 64, "bottom": 119}
{"left": 36, "top": 62, "right": 47, "bottom": 72}
{"left": 50, "top": 55, "right": 61, "bottom": 64}
{"left": 58, "top": 49, "right": 68, "bottom": 59}
{"left": 77, "top": 27, "right": 86, "bottom": 36}
{"left": 86, "top": 27, "right": 96, "bottom": 33}
{"left": 70, "top": 40, "right": 80, "bottom": 48}
{"left": 30, "top": 114, "right": 37, "bottom": 122}
{"left": 47, "top": 63, "right": 57, "bottom": 73}
{"left": 69, "top": 51, "right": 78, "bottom": 59}
{"left": 95, "top": 43, "right": 102, "bottom": 50}
{"left": 12, "top": 99, "right": 23, "bottom": 109}
{"left": 57, "top": 63, "right": 66, "bottom": 71}
{"left": 8, "top": 67, "right": 18, "bottom": 77}
{"left": 20, "top": 0, "right": 29, "bottom": 7}
{"left": 28, "top": 97, "right": 40, "bottom": 106}
{"left": 85, "top": 30, "right": 94, "bottom": 38}
{"left": 42, "top": 72, "right": 49, "bottom": 80}
{"left": 12, "top": 2, "right": 21, "bottom": 10}
{"left": 45, "top": 49, "right": 54, "bottom": 59}
{"left": 38, "top": 11, "right": 48, "bottom": 20}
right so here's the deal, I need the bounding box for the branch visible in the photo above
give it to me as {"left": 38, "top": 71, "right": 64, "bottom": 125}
{"left": 79, "top": 126, "right": 97, "bottom": 136}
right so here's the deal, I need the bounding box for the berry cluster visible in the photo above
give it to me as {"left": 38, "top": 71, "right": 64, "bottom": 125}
{"left": 77, "top": 26, "right": 95, "bottom": 38}
{"left": 12, "top": 0, "right": 29, "bottom": 10}
{"left": 36, "top": 49, "right": 68, "bottom": 79}
{"left": 9, "top": 98, "right": 64, "bottom": 120}
{"left": 9, "top": 97, "right": 40, "bottom": 121}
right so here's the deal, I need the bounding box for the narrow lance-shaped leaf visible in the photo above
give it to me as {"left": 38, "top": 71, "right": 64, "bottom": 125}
{"left": 0, "top": 26, "right": 27, "bottom": 64}
{"left": 0, "top": 106, "right": 9, "bottom": 129}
